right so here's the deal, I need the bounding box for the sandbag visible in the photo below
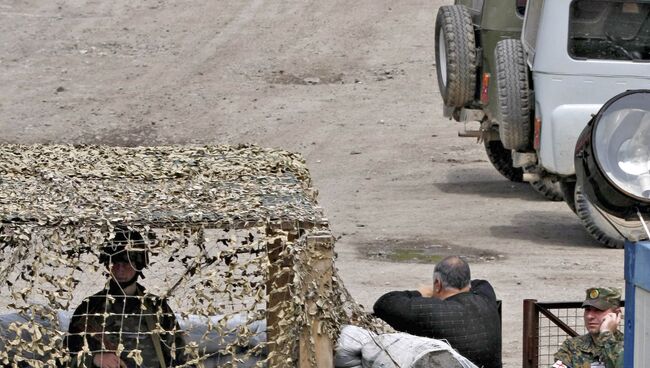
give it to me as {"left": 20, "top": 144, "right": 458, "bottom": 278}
{"left": 2, "top": 310, "right": 267, "bottom": 366}
{"left": 57, "top": 310, "right": 266, "bottom": 353}
{"left": 335, "top": 325, "right": 376, "bottom": 367}
{"left": 334, "top": 325, "right": 478, "bottom": 368}
{"left": 0, "top": 312, "right": 59, "bottom": 363}
{"left": 177, "top": 313, "right": 267, "bottom": 352}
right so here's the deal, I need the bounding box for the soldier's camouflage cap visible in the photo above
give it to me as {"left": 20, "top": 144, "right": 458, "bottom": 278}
{"left": 582, "top": 287, "right": 622, "bottom": 310}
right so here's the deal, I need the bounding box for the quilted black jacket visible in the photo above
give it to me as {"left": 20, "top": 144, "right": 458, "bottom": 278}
{"left": 373, "top": 279, "right": 502, "bottom": 368}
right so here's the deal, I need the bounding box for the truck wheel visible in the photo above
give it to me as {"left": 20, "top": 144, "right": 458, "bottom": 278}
{"left": 530, "top": 175, "right": 564, "bottom": 201}
{"left": 560, "top": 181, "right": 577, "bottom": 214}
{"left": 434, "top": 5, "right": 476, "bottom": 108}
{"left": 494, "top": 39, "right": 531, "bottom": 150}
{"left": 483, "top": 139, "right": 523, "bottom": 182}
{"left": 575, "top": 184, "right": 644, "bottom": 248}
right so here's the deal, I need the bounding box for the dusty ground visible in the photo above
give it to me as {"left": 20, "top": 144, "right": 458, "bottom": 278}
{"left": 0, "top": 0, "right": 624, "bottom": 366}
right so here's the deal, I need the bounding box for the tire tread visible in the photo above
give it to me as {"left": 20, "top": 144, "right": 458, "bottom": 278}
{"left": 575, "top": 185, "right": 627, "bottom": 248}
{"left": 484, "top": 140, "right": 523, "bottom": 182}
{"left": 495, "top": 39, "right": 531, "bottom": 150}
{"left": 530, "top": 177, "right": 564, "bottom": 202}
{"left": 435, "top": 5, "right": 476, "bottom": 107}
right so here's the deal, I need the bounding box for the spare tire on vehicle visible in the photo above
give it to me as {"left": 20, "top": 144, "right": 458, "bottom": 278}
{"left": 435, "top": 5, "right": 476, "bottom": 108}
{"left": 494, "top": 39, "right": 531, "bottom": 150}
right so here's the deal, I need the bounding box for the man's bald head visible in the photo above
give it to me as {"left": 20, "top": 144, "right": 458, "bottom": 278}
{"left": 434, "top": 256, "right": 471, "bottom": 290}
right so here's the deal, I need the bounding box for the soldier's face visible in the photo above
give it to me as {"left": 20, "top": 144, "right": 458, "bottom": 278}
{"left": 583, "top": 306, "right": 613, "bottom": 334}
{"left": 110, "top": 261, "right": 137, "bottom": 283}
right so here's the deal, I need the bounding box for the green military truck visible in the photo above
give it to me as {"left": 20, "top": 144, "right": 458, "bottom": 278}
{"left": 435, "top": 0, "right": 563, "bottom": 200}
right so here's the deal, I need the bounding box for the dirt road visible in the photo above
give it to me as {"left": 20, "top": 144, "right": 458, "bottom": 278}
{"left": 0, "top": 0, "right": 624, "bottom": 366}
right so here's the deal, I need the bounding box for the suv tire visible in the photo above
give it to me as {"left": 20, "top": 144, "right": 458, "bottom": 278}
{"left": 575, "top": 184, "right": 644, "bottom": 249}
{"left": 530, "top": 175, "right": 563, "bottom": 202}
{"left": 435, "top": 5, "right": 476, "bottom": 108}
{"left": 495, "top": 39, "right": 531, "bottom": 150}
{"left": 483, "top": 139, "right": 523, "bottom": 182}
{"left": 560, "top": 181, "right": 577, "bottom": 213}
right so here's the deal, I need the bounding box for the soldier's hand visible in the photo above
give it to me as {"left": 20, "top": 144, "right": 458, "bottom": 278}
{"left": 599, "top": 311, "right": 621, "bottom": 334}
{"left": 552, "top": 360, "right": 569, "bottom": 368}
{"left": 92, "top": 352, "right": 127, "bottom": 368}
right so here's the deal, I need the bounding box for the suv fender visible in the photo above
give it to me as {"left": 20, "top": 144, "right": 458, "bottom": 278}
{"left": 537, "top": 104, "right": 601, "bottom": 175}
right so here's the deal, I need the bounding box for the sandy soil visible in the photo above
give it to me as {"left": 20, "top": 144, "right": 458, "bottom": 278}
{"left": 0, "top": 1, "right": 624, "bottom": 366}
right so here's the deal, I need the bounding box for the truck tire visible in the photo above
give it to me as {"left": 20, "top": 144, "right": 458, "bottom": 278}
{"left": 560, "top": 181, "right": 577, "bottom": 214}
{"left": 575, "top": 184, "right": 644, "bottom": 248}
{"left": 484, "top": 139, "right": 523, "bottom": 182}
{"left": 530, "top": 175, "right": 564, "bottom": 201}
{"left": 494, "top": 39, "right": 531, "bottom": 150}
{"left": 434, "top": 5, "right": 476, "bottom": 108}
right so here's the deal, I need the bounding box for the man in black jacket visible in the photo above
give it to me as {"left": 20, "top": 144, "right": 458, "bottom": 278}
{"left": 373, "top": 255, "right": 501, "bottom": 368}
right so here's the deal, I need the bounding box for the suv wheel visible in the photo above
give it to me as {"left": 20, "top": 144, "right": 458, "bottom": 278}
{"left": 575, "top": 184, "right": 645, "bottom": 248}
{"left": 483, "top": 139, "right": 523, "bottom": 182}
{"left": 494, "top": 39, "right": 531, "bottom": 150}
{"left": 434, "top": 5, "right": 476, "bottom": 108}
{"left": 530, "top": 175, "right": 563, "bottom": 201}
{"left": 560, "top": 181, "right": 577, "bottom": 214}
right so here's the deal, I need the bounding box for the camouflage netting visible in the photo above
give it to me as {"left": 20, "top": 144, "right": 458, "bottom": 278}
{"left": 0, "top": 144, "right": 387, "bottom": 368}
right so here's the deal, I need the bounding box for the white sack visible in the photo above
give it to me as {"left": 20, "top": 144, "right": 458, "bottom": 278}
{"left": 334, "top": 326, "right": 479, "bottom": 368}
{"left": 335, "top": 325, "right": 377, "bottom": 367}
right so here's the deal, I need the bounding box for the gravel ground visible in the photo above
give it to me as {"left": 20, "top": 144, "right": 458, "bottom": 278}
{"left": 0, "top": 1, "right": 625, "bottom": 366}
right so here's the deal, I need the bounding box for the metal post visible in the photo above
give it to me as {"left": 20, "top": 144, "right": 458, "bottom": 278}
{"left": 523, "top": 299, "right": 539, "bottom": 368}
{"left": 624, "top": 241, "right": 635, "bottom": 368}
{"left": 624, "top": 240, "right": 650, "bottom": 367}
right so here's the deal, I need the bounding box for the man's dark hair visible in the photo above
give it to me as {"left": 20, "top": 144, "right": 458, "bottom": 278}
{"left": 434, "top": 256, "right": 471, "bottom": 289}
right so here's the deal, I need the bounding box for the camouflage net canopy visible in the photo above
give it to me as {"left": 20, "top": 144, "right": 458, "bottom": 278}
{"left": 0, "top": 144, "right": 384, "bottom": 368}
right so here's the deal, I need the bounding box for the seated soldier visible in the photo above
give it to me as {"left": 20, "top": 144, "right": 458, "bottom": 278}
{"left": 373, "top": 255, "right": 502, "bottom": 368}
{"left": 64, "top": 227, "right": 188, "bottom": 368}
{"left": 552, "top": 287, "right": 624, "bottom": 368}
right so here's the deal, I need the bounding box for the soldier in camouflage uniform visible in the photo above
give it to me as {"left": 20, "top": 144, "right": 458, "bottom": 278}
{"left": 64, "top": 228, "right": 188, "bottom": 368}
{"left": 552, "top": 287, "right": 623, "bottom": 368}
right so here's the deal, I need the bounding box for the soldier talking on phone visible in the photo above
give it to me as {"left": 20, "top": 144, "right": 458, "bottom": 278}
{"left": 552, "top": 287, "right": 623, "bottom": 368}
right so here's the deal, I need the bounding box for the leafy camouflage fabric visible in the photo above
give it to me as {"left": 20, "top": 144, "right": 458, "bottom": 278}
{"left": 0, "top": 144, "right": 392, "bottom": 368}
{"left": 553, "top": 330, "right": 623, "bottom": 368}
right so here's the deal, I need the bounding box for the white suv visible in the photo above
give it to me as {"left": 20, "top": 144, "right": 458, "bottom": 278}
{"left": 509, "top": 0, "right": 650, "bottom": 247}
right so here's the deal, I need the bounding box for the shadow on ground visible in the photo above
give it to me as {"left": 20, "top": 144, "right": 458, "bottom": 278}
{"left": 430, "top": 167, "right": 550, "bottom": 201}
{"left": 434, "top": 179, "right": 544, "bottom": 202}
{"left": 489, "top": 210, "right": 600, "bottom": 248}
